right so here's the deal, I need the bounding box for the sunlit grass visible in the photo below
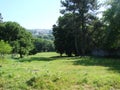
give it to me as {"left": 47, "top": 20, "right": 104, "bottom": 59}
{"left": 0, "top": 52, "right": 120, "bottom": 90}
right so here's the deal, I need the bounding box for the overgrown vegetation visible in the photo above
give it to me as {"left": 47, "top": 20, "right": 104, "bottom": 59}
{"left": 0, "top": 52, "right": 120, "bottom": 90}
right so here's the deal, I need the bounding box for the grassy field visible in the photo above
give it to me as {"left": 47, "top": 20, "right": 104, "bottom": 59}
{"left": 0, "top": 52, "right": 120, "bottom": 90}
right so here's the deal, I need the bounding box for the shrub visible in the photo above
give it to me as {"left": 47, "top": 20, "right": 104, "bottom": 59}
{"left": 0, "top": 40, "right": 12, "bottom": 58}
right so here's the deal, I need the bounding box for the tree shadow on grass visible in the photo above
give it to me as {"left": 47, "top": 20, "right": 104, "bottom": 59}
{"left": 18, "top": 57, "right": 54, "bottom": 62}
{"left": 50, "top": 56, "right": 69, "bottom": 59}
{"left": 73, "top": 56, "right": 120, "bottom": 73}
{"left": 17, "top": 56, "right": 69, "bottom": 62}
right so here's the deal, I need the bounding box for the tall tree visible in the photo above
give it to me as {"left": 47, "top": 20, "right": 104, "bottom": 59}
{"left": 103, "top": 0, "right": 120, "bottom": 50}
{"left": 53, "top": 24, "right": 65, "bottom": 56}
{"left": 53, "top": 14, "right": 77, "bottom": 56}
{"left": 61, "top": 0, "right": 98, "bottom": 55}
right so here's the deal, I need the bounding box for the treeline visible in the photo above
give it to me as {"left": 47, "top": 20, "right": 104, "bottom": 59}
{"left": 0, "top": 17, "right": 54, "bottom": 58}
{"left": 30, "top": 38, "right": 54, "bottom": 55}
{"left": 53, "top": 0, "right": 120, "bottom": 57}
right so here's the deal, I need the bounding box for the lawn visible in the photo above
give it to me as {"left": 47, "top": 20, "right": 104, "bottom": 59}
{"left": 0, "top": 52, "right": 120, "bottom": 90}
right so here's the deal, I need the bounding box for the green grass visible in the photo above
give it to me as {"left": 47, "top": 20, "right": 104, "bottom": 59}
{"left": 0, "top": 52, "right": 120, "bottom": 90}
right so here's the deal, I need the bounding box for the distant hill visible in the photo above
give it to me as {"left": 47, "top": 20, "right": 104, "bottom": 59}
{"left": 27, "top": 29, "right": 54, "bottom": 40}
{"left": 27, "top": 29, "right": 52, "bottom": 36}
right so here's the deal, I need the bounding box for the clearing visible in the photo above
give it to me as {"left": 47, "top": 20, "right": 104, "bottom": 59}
{"left": 0, "top": 52, "right": 120, "bottom": 90}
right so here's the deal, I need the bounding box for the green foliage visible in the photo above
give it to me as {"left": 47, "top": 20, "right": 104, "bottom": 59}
{"left": 103, "top": 0, "right": 120, "bottom": 50}
{"left": 53, "top": 14, "right": 105, "bottom": 56}
{"left": 53, "top": 14, "right": 77, "bottom": 56}
{"left": 30, "top": 38, "right": 55, "bottom": 55}
{"left": 53, "top": 25, "right": 65, "bottom": 56}
{"left": 37, "top": 34, "right": 54, "bottom": 41}
{"left": 0, "top": 40, "right": 12, "bottom": 57}
{"left": 17, "top": 28, "right": 34, "bottom": 58}
{"left": 60, "top": 0, "right": 99, "bottom": 55}
{"left": 53, "top": 0, "right": 120, "bottom": 57}
{"left": 0, "top": 22, "right": 21, "bottom": 42}
{"left": 53, "top": 0, "right": 106, "bottom": 56}
{"left": 0, "top": 21, "right": 34, "bottom": 58}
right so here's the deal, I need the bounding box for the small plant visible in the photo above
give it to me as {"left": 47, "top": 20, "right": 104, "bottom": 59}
{"left": 26, "top": 76, "right": 36, "bottom": 86}
{"left": 26, "top": 72, "right": 69, "bottom": 90}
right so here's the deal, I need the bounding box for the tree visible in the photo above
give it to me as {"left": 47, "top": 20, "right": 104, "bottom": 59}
{"left": 53, "top": 0, "right": 101, "bottom": 56}
{"left": 0, "top": 21, "right": 34, "bottom": 58}
{"left": 0, "top": 40, "right": 12, "bottom": 58}
{"left": 86, "top": 18, "right": 106, "bottom": 51}
{"left": 13, "top": 27, "right": 34, "bottom": 58}
{"left": 103, "top": 0, "right": 120, "bottom": 51}
{"left": 53, "top": 25, "right": 65, "bottom": 56}
{"left": 53, "top": 14, "right": 76, "bottom": 56}
{"left": 0, "top": 23, "right": 5, "bottom": 40}
{"left": 4, "top": 22, "right": 21, "bottom": 42}
{"left": 61, "top": 0, "right": 98, "bottom": 55}
{"left": 30, "top": 38, "right": 55, "bottom": 55}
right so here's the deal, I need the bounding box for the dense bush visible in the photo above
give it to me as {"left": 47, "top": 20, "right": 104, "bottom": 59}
{"left": 0, "top": 40, "right": 12, "bottom": 58}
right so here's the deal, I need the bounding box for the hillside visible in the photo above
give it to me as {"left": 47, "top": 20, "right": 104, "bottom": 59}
{"left": 28, "top": 29, "right": 52, "bottom": 36}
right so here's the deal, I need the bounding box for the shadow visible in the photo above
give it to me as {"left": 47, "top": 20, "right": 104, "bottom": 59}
{"left": 73, "top": 56, "right": 120, "bottom": 73}
{"left": 15, "top": 54, "right": 120, "bottom": 73}
{"left": 50, "top": 56, "right": 69, "bottom": 59}
{"left": 16, "top": 55, "right": 69, "bottom": 62}
{"left": 18, "top": 57, "right": 54, "bottom": 62}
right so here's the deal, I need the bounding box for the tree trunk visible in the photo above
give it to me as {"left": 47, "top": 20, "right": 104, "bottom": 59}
{"left": 73, "top": 10, "right": 80, "bottom": 56}
{"left": 20, "top": 53, "right": 23, "bottom": 58}
{"left": 81, "top": 12, "right": 86, "bottom": 56}
{"left": 60, "top": 53, "right": 62, "bottom": 57}
{"left": 75, "top": 32, "right": 80, "bottom": 56}
{"left": 68, "top": 53, "right": 72, "bottom": 57}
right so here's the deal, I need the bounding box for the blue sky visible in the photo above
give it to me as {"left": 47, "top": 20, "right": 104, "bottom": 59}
{"left": 0, "top": 0, "right": 61, "bottom": 29}
{"left": 0, "top": 0, "right": 105, "bottom": 29}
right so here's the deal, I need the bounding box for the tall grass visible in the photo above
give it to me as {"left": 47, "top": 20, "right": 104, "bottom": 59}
{"left": 0, "top": 52, "right": 120, "bottom": 90}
